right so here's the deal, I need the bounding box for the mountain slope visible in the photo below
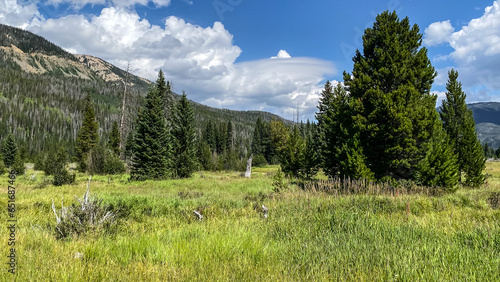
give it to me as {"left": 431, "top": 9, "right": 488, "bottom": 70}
{"left": 0, "top": 23, "right": 291, "bottom": 159}
{"left": 469, "top": 102, "right": 500, "bottom": 148}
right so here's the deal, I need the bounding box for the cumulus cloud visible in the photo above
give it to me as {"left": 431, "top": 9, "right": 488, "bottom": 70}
{"left": 423, "top": 20, "right": 454, "bottom": 46}
{"left": 0, "top": 0, "right": 44, "bottom": 28}
{"left": 448, "top": 1, "right": 500, "bottom": 100}
{"left": 426, "top": 1, "right": 500, "bottom": 103}
{"left": 2, "top": 5, "right": 335, "bottom": 119}
{"left": 271, "top": 50, "right": 291, "bottom": 59}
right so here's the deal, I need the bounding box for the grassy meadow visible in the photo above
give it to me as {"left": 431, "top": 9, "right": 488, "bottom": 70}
{"left": 0, "top": 164, "right": 499, "bottom": 281}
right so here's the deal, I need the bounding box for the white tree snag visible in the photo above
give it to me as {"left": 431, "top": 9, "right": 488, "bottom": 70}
{"left": 244, "top": 154, "right": 253, "bottom": 178}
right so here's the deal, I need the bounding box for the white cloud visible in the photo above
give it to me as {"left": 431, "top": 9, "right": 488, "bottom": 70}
{"left": 0, "top": 0, "right": 44, "bottom": 29}
{"left": 45, "top": 0, "right": 171, "bottom": 9}
{"left": 12, "top": 6, "right": 334, "bottom": 120}
{"left": 428, "top": 1, "right": 500, "bottom": 103}
{"left": 448, "top": 1, "right": 500, "bottom": 98}
{"left": 271, "top": 50, "right": 291, "bottom": 59}
{"left": 450, "top": 1, "right": 500, "bottom": 62}
{"left": 423, "top": 20, "right": 454, "bottom": 46}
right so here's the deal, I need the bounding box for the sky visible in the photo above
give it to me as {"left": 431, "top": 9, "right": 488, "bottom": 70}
{"left": 1, "top": 0, "right": 500, "bottom": 121}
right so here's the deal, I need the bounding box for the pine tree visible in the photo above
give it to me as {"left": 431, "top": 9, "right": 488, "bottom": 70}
{"left": 75, "top": 94, "right": 99, "bottom": 172}
{"left": 343, "top": 11, "right": 437, "bottom": 181}
{"left": 171, "top": 91, "right": 197, "bottom": 178}
{"left": 108, "top": 121, "right": 121, "bottom": 156}
{"left": 1, "top": 134, "right": 18, "bottom": 167}
{"left": 439, "top": 69, "right": 485, "bottom": 186}
{"left": 130, "top": 87, "right": 171, "bottom": 181}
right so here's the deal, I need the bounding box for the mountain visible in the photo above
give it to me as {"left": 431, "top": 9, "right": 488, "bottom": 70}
{"left": 468, "top": 102, "right": 500, "bottom": 148}
{"left": 0, "top": 23, "right": 291, "bottom": 159}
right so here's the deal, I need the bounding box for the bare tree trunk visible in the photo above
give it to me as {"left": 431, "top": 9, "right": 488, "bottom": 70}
{"left": 245, "top": 154, "right": 253, "bottom": 178}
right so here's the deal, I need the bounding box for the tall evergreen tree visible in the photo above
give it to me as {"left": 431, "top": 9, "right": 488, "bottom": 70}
{"left": 1, "top": 133, "right": 18, "bottom": 167}
{"left": 156, "top": 70, "right": 175, "bottom": 125}
{"left": 439, "top": 69, "right": 485, "bottom": 186}
{"left": 130, "top": 87, "right": 171, "bottom": 181}
{"left": 280, "top": 126, "right": 306, "bottom": 178}
{"left": 203, "top": 120, "right": 217, "bottom": 153}
{"left": 226, "top": 120, "right": 234, "bottom": 151}
{"left": 303, "top": 125, "right": 320, "bottom": 180}
{"left": 75, "top": 93, "right": 99, "bottom": 172}
{"left": 108, "top": 121, "right": 121, "bottom": 156}
{"left": 172, "top": 91, "right": 197, "bottom": 178}
{"left": 343, "top": 11, "right": 437, "bottom": 181}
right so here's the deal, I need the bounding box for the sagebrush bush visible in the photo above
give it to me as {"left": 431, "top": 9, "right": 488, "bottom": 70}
{"left": 52, "top": 178, "right": 115, "bottom": 239}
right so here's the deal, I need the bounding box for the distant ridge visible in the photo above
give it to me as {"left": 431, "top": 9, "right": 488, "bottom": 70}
{"left": 0, "top": 24, "right": 75, "bottom": 60}
{"left": 468, "top": 102, "right": 500, "bottom": 148}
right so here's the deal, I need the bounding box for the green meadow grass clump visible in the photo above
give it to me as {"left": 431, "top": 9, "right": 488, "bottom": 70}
{"left": 0, "top": 164, "right": 499, "bottom": 280}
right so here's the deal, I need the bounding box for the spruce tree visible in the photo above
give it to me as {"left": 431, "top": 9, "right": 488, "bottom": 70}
{"left": 303, "top": 126, "right": 320, "bottom": 180}
{"left": 108, "top": 121, "right": 121, "bottom": 156}
{"left": 172, "top": 92, "right": 197, "bottom": 178}
{"left": 317, "top": 82, "right": 372, "bottom": 179}
{"left": 12, "top": 153, "right": 25, "bottom": 175}
{"left": 439, "top": 69, "right": 485, "bottom": 186}
{"left": 75, "top": 94, "right": 99, "bottom": 172}
{"left": 416, "top": 126, "right": 459, "bottom": 191}
{"left": 226, "top": 120, "right": 234, "bottom": 152}
{"left": 280, "top": 126, "right": 305, "bottom": 178}
{"left": 130, "top": 87, "right": 171, "bottom": 181}
{"left": 203, "top": 120, "right": 217, "bottom": 153}
{"left": 1, "top": 134, "right": 18, "bottom": 167}
{"left": 343, "top": 11, "right": 437, "bottom": 181}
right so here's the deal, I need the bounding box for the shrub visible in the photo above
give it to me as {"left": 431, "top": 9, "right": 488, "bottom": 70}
{"left": 272, "top": 166, "right": 288, "bottom": 193}
{"left": 252, "top": 154, "right": 268, "bottom": 167}
{"left": 0, "top": 157, "right": 6, "bottom": 175}
{"left": 88, "top": 145, "right": 125, "bottom": 175}
{"left": 12, "top": 153, "right": 25, "bottom": 175}
{"left": 52, "top": 168, "right": 76, "bottom": 186}
{"left": 44, "top": 147, "right": 68, "bottom": 176}
{"left": 488, "top": 192, "right": 500, "bottom": 209}
{"left": 33, "top": 152, "right": 45, "bottom": 171}
{"left": 52, "top": 177, "right": 115, "bottom": 239}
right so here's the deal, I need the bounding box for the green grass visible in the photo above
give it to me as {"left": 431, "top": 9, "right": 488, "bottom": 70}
{"left": 0, "top": 165, "right": 499, "bottom": 281}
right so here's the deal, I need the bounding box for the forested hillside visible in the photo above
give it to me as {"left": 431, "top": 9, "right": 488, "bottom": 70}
{"left": 0, "top": 23, "right": 291, "bottom": 160}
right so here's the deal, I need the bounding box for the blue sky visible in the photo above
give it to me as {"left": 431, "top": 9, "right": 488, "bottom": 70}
{"left": 1, "top": 0, "right": 500, "bottom": 121}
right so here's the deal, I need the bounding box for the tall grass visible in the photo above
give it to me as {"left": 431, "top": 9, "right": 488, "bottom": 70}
{"left": 0, "top": 165, "right": 499, "bottom": 280}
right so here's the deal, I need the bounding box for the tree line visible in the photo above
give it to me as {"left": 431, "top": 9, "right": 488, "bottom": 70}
{"left": 0, "top": 10, "right": 486, "bottom": 190}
